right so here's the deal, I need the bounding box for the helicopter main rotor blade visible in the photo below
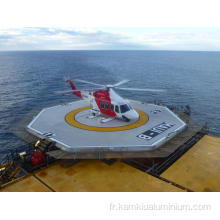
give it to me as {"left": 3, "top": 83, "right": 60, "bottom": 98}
{"left": 75, "top": 79, "right": 104, "bottom": 87}
{"left": 116, "top": 87, "right": 166, "bottom": 92}
{"left": 54, "top": 88, "right": 102, "bottom": 94}
{"left": 112, "top": 79, "right": 130, "bottom": 87}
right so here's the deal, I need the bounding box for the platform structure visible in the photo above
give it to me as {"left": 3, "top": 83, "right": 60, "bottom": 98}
{"left": 1, "top": 135, "right": 220, "bottom": 192}
{"left": 161, "top": 135, "right": 220, "bottom": 192}
{"left": 0, "top": 160, "right": 184, "bottom": 192}
{"left": 27, "top": 100, "right": 186, "bottom": 156}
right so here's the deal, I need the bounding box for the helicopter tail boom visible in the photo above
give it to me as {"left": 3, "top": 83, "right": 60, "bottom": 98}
{"left": 66, "top": 79, "right": 82, "bottom": 99}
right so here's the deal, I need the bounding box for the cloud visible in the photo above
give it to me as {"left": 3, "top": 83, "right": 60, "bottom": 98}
{"left": 134, "top": 29, "right": 220, "bottom": 50}
{"left": 0, "top": 35, "right": 12, "bottom": 40}
{"left": 0, "top": 27, "right": 220, "bottom": 50}
{"left": 0, "top": 27, "right": 141, "bottom": 50}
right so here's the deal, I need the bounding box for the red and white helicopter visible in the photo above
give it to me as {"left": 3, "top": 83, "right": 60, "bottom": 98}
{"left": 60, "top": 78, "right": 164, "bottom": 122}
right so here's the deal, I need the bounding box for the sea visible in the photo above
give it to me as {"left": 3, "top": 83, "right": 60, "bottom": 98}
{"left": 0, "top": 50, "right": 220, "bottom": 158}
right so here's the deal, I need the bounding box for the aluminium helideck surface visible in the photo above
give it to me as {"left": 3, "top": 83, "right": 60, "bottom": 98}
{"left": 27, "top": 100, "right": 186, "bottom": 152}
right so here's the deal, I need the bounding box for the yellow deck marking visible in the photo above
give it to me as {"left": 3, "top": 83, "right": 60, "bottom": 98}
{"left": 65, "top": 106, "right": 148, "bottom": 132}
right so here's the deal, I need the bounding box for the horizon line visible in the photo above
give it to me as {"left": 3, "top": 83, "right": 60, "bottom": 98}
{"left": 1, "top": 49, "right": 220, "bottom": 52}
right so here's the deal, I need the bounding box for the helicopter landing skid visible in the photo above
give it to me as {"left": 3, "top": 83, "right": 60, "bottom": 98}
{"left": 87, "top": 114, "right": 98, "bottom": 119}
{"left": 98, "top": 117, "right": 115, "bottom": 123}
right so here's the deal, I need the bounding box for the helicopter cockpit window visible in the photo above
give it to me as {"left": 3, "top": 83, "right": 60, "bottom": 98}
{"left": 111, "top": 104, "right": 114, "bottom": 111}
{"left": 115, "top": 105, "right": 119, "bottom": 113}
{"left": 120, "top": 104, "right": 130, "bottom": 113}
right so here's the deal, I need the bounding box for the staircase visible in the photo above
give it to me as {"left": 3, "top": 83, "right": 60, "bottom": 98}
{"left": 0, "top": 151, "right": 25, "bottom": 188}
{"left": 34, "top": 138, "right": 55, "bottom": 152}
{"left": 0, "top": 161, "right": 22, "bottom": 184}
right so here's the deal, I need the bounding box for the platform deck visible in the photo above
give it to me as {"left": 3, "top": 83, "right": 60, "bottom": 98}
{"left": 27, "top": 100, "right": 186, "bottom": 153}
{"left": 161, "top": 135, "right": 220, "bottom": 192}
{"left": 2, "top": 135, "right": 220, "bottom": 192}
{"left": 36, "top": 160, "right": 185, "bottom": 192}
{"left": 0, "top": 160, "right": 183, "bottom": 192}
{"left": 0, "top": 176, "right": 52, "bottom": 192}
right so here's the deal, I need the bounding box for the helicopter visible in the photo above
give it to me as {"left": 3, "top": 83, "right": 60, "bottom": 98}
{"left": 60, "top": 78, "right": 164, "bottom": 122}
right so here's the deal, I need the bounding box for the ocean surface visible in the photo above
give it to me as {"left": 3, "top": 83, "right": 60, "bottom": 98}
{"left": 0, "top": 50, "right": 220, "bottom": 158}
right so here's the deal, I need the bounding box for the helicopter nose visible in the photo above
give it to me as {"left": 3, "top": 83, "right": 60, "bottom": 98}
{"left": 124, "top": 110, "right": 139, "bottom": 120}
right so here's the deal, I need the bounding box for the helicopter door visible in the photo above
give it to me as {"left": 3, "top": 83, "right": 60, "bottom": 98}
{"left": 114, "top": 105, "right": 121, "bottom": 118}
{"left": 111, "top": 104, "right": 114, "bottom": 112}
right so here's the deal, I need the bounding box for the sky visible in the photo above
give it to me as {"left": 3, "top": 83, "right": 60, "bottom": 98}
{"left": 1, "top": 27, "right": 220, "bottom": 51}
{"left": 1, "top": 1, "right": 220, "bottom": 51}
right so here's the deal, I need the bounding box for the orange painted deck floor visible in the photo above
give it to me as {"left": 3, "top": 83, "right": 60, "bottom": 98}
{"left": 1, "top": 135, "right": 220, "bottom": 192}
{"left": 161, "top": 135, "right": 220, "bottom": 192}
{"left": 1, "top": 160, "right": 183, "bottom": 192}
{"left": 0, "top": 176, "right": 51, "bottom": 192}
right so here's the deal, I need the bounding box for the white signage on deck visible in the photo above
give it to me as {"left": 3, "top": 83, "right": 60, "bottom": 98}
{"left": 137, "top": 122, "right": 175, "bottom": 140}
